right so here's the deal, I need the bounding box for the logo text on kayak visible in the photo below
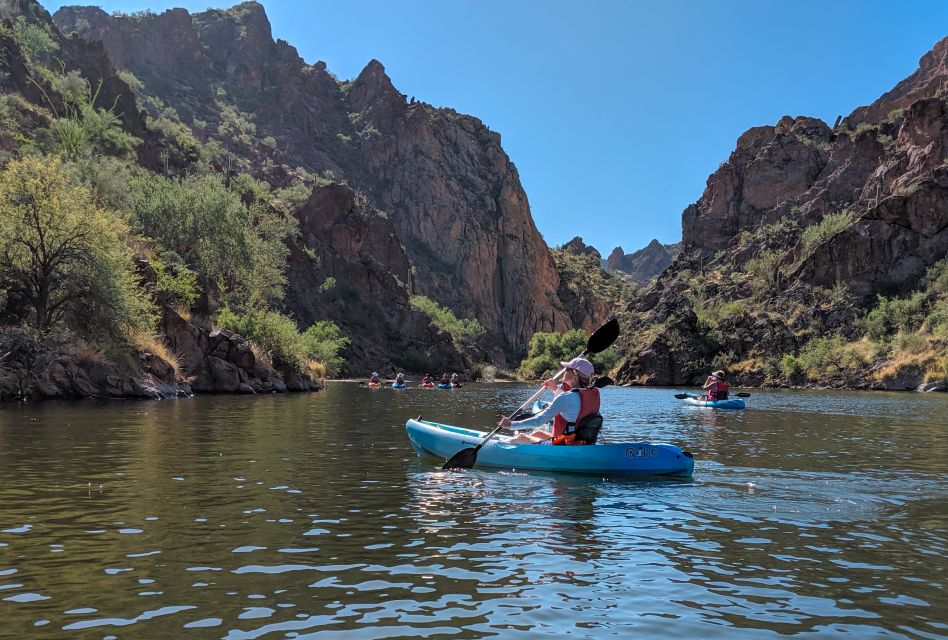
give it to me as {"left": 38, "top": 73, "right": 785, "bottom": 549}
{"left": 625, "top": 447, "right": 658, "bottom": 458}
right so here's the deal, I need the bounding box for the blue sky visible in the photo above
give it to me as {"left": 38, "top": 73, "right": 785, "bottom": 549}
{"left": 46, "top": 0, "right": 948, "bottom": 255}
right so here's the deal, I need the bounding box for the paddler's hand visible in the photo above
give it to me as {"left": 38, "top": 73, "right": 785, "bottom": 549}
{"left": 498, "top": 416, "right": 512, "bottom": 428}
{"left": 542, "top": 378, "right": 559, "bottom": 391}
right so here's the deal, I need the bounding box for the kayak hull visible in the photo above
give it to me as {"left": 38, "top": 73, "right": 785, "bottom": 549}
{"left": 437, "top": 383, "right": 453, "bottom": 389}
{"left": 406, "top": 419, "right": 694, "bottom": 477}
{"left": 392, "top": 383, "right": 407, "bottom": 389}
{"left": 683, "top": 397, "right": 745, "bottom": 409}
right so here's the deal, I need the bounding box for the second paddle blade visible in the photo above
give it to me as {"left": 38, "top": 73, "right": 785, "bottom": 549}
{"left": 442, "top": 447, "right": 478, "bottom": 470}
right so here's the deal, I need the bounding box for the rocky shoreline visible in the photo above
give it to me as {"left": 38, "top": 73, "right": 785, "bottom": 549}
{"left": 0, "top": 307, "right": 322, "bottom": 402}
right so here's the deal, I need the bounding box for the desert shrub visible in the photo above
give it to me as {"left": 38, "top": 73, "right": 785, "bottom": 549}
{"left": 745, "top": 249, "right": 782, "bottom": 297}
{"left": 151, "top": 254, "right": 200, "bottom": 308}
{"left": 319, "top": 277, "right": 336, "bottom": 293}
{"left": 216, "top": 307, "right": 348, "bottom": 376}
{"left": 12, "top": 16, "right": 58, "bottom": 64}
{"left": 801, "top": 209, "right": 854, "bottom": 250}
{"left": 892, "top": 331, "right": 928, "bottom": 356}
{"left": 856, "top": 292, "right": 929, "bottom": 340}
{"left": 300, "top": 321, "right": 349, "bottom": 376}
{"left": 468, "top": 361, "right": 486, "bottom": 382}
{"left": 409, "top": 295, "right": 484, "bottom": 345}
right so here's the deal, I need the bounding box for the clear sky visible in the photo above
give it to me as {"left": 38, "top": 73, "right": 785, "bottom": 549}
{"left": 45, "top": 0, "right": 948, "bottom": 255}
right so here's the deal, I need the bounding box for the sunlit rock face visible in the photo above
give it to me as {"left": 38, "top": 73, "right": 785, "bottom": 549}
{"left": 53, "top": 2, "right": 586, "bottom": 366}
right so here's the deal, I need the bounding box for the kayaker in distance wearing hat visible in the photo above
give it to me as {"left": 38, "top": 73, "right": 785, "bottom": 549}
{"left": 702, "top": 370, "right": 729, "bottom": 401}
{"left": 501, "top": 357, "right": 602, "bottom": 445}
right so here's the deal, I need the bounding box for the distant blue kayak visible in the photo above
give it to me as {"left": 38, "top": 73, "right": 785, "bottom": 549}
{"left": 392, "top": 383, "right": 407, "bottom": 389}
{"left": 406, "top": 419, "right": 694, "bottom": 477}
{"left": 437, "top": 383, "right": 453, "bottom": 389}
{"left": 683, "top": 396, "right": 745, "bottom": 409}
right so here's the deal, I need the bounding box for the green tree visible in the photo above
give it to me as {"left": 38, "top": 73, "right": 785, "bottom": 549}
{"left": 0, "top": 155, "right": 154, "bottom": 337}
{"left": 131, "top": 173, "right": 294, "bottom": 304}
{"left": 518, "top": 328, "right": 618, "bottom": 379}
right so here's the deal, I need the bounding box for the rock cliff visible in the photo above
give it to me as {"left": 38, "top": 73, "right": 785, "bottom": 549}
{"left": 605, "top": 239, "right": 680, "bottom": 284}
{"left": 614, "top": 37, "right": 948, "bottom": 390}
{"left": 53, "top": 3, "right": 584, "bottom": 365}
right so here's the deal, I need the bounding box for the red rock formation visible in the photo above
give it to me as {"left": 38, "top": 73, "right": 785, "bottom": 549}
{"left": 614, "top": 37, "right": 948, "bottom": 388}
{"left": 52, "top": 3, "right": 580, "bottom": 364}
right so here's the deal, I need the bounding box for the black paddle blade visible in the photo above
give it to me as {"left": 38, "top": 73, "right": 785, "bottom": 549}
{"left": 587, "top": 317, "right": 620, "bottom": 354}
{"left": 674, "top": 393, "right": 690, "bottom": 399}
{"left": 736, "top": 392, "right": 751, "bottom": 398}
{"left": 442, "top": 446, "right": 478, "bottom": 470}
{"left": 593, "top": 376, "right": 614, "bottom": 388}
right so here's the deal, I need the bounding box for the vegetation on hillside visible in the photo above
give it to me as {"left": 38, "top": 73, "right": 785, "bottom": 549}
{"left": 409, "top": 295, "right": 484, "bottom": 346}
{"left": 551, "top": 247, "right": 634, "bottom": 306}
{"left": 0, "top": 14, "right": 349, "bottom": 391}
{"left": 518, "top": 329, "right": 618, "bottom": 380}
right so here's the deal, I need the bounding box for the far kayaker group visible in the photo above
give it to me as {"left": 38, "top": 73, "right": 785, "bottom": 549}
{"left": 368, "top": 371, "right": 462, "bottom": 388}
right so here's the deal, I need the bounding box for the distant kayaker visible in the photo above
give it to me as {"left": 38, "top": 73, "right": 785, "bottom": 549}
{"left": 440, "top": 373, "right": 450, "bottom": 385}
{"left": 702, "top": 370, "right": 729, "bottom": 401}
{"left": 422, "top": 373, "right": 434, "bottom": 386}
{"left": 394, "top": 372, "right": 406, "bottom": 385}
{"left": 369, "top": 371, "right": 381, "bottom": 384}
{"left": 451, "top": 373, "right": 461, "bottom": 388}
{"left": 501, "top": 357, "right": 601, "bottom": 445}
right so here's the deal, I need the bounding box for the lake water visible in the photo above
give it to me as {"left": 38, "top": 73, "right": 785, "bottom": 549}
{"left": 1, "top": 383, "right": 946, "bottom": 639}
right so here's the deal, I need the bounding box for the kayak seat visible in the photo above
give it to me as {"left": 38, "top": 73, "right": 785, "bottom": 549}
{"left": 574, "top": 413, "right": 602, "bottom": 445}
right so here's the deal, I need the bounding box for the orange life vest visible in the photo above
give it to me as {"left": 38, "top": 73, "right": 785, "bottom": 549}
{"left": 551, "top": 387, "right": 600, "bottom": 445}
{"left": 709, "top": 380, "right": 729, "bottom": 400}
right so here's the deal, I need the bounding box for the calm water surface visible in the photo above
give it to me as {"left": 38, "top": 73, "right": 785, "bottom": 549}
{"left": 1, "top": 383, "right": 946, "bottom": 639}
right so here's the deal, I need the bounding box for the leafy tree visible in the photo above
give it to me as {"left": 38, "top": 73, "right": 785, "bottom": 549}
{"left": 518, "top": 328, "right": 618, "bottom": 379}
{"left": 131, "top": 173, "right": 294, "bottom": 305}
{"left": 0, "top": 155, "right": 154, "bottom": 338}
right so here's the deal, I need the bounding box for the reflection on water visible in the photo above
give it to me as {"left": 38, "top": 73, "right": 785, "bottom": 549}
{"left": 0, "top": 384, "right": 946, "bottom": 638}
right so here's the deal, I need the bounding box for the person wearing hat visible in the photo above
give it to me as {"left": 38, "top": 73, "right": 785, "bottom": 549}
{"left": 369, "top": 371, "right": 381, "bottom": 384}
{"left": 702, "top": 370, "right": 729, "bottom": 401}
{"left": 501, "top": 357, "right": 600, "bottom": 445}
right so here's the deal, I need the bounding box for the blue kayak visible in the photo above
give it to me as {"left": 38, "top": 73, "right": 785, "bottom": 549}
{"left": 683, "top": 396, "right": 745, "bottom": 409}
{"left": 437, "top": 383, "right": 453, "bottom": 389}
{"left": 406, "top": 419, "right": 694, "bottom": 477}
{"left": 392, "top": 383, "right": 407, "bottom": 389}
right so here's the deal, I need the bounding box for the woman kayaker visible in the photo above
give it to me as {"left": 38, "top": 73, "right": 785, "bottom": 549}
{"left": 702, "top": 370, "right": 729, "bottom": 401}
{"left": 501, "top": 357, "right": 600, "bottom": 445}
{"left": 394, "top": 372, "right": 406, "bottom": 385}
{"left": 421, "top": 373, "right": 434, "bottom": 387}
{"left": 451, "top": 373, "right": 461, "bottom": 388}
{"left": 369, "top": 371, "right": 381, "bottom": 385}
{"left": 440, "top": 373, "right": 450, "bottom": 385}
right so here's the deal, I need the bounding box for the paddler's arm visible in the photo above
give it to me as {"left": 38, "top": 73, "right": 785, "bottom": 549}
{"left": 498, "top": 392, "right": 572, "bottom": 430}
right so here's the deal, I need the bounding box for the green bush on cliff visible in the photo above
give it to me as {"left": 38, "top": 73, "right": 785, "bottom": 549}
{"left": 409, "top": 295, "right": 484, "bottom": 345}
{"left": 12, "top": 16, "right": 58, "bottom": 64}
{"left": 0, "top": 155, "right": 155, "bottom": 339}
{"left": 801, "top": 209, "right": 854, "bottom": 251}
{"left": 518, "top": 329, "right": 618, "bottom": 380}
{"left": 551, "top": 248, "right": 627, "bottom": 305}
{"left": 216, "top": 307, "right": 348, "bottom": 377}
{"left": 856, "top": 292, "right": 928, "bottom": 341}
{"left": 131, "top": 173, "right": 294, "bottom": 305}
